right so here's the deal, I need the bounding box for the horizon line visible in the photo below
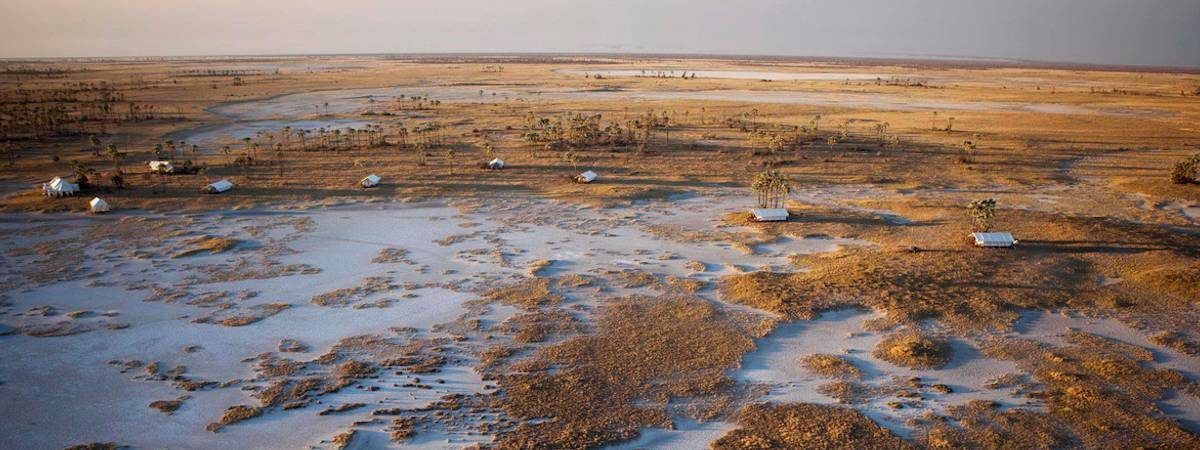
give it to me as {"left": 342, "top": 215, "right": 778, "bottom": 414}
{"left": 2, "top": 51, "right": 1198, "bottom": 74}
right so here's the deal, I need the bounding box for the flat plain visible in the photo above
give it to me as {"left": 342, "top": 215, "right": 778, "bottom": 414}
{"left": 1, "top": 54, "right": 1199, "bottom": 449}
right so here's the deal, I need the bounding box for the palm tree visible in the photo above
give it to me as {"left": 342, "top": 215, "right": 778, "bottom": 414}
{"left": 752, "top": 170, "right": 790, "bottom": 209}
{"left": 87, "top": 135, "right": 101, "bottom": 156}
{"left": 242, "top": 137, "right": 253, "bottom": 160}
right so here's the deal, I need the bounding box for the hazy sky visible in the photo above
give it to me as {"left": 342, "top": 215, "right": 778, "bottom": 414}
{"left": 2, "top": 0, "right": 1198, "bottom": 67}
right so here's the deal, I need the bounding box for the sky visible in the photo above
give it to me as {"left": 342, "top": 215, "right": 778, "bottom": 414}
{"left": 1, "top": 0, "right": 1198, "bottom": 67}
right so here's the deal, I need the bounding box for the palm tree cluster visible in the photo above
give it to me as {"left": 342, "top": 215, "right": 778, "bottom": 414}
{"left": 391, "top": 94, "right": 441, "bottom": 111}
{"left": 521, "top": 110, "right": 670, "bottom": 151}
{"left": 752, "top": 170, "right": 791, "bottom": 209}
{"left": 1, "top": 82, "right": 169, "bottom": 138}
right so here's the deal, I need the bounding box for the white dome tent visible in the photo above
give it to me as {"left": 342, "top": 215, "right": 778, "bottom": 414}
{"left": 360, "top": 174, "right": 382, "bottom": 188}
{"left": 89, "top": 197, "right": 111, "bottom": 214}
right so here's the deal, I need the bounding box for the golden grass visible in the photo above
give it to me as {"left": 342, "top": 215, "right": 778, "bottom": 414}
{"left": 489, "top": 295, "right": 765, "bottom": 448}
{"left": 800, "top": 354, "right": 863, "bottom": 379}
{"left": 873, "top": 331, "right": 953, "bottom": 369}
{"left": 973, "top": 331, "right": 1200, "bottom": 448}
{"left": 712, "top": 402, "right": 913, "bottom": 449}
{"left": 172, "top": 236, "right": 240, "bottom": 258}
{"left": 482, "top": 278, "right": 563, "bottom": 310}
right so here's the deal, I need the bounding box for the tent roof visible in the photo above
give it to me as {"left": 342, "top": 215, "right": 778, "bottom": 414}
{"left": 206, "top": 180, "right": 234, "bottom": 191}
{"left": 970, "top": 232, "right": 1017, "bottom": 246}
{"left": 47, "top": 177, "right": 79, "bottom": 192}
{"left": 751, "top": 208, "right": 789, "bottom": 221}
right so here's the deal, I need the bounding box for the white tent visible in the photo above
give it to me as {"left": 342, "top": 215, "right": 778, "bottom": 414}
{"left": 751, "top": 208, "right": 789, "bottom": 222}
{"left": 360, "top": 174, "right": 382, "bottom": 188}
{"left": 43, "top": 176, "right": 80, "bottom": 197}
{"left": 201, "top": 179, "right": 235, "bottom": 194}
{"left": 488, "top": 158, "right": 506, "bottom": 170}
{"left": 148, "top": 161, "right": 175, "bottom": 174}
{"left": 970, "top": 232, "right": 1018, "bottom": 248}
{"left": 576, "top": 170, "right": 598, "bottom": 183}
{"left": 89, "top": 197, "right": 111, "bottom": 213}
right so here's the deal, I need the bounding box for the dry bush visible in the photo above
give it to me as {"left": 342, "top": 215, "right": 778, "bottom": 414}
{"left": 554, "top": 273, "right": 596, "bottom": 288}
{"left": 319, "top": 402, "right": 366, "bottom": 415}
{"left": 192, "top": 303, "right": 290, "bottom": 327}
{"left": 816, "top": 381, "right": 880, "bottom": 404}
{"left": 482, "top": 278, "right": 563, "bottom": 310}
{"left": 801, "top": 354, "right": 862, "bottom": 379}
{"left": 311, "top": 276, "right": 397, "bottom": 307}
{"left": 712, "top": 403, "right": 913, "bottom": 449}
{"left": 526, "top": 259, "right": 554, "bottom": 276}
{"left": 331, "top": 429, "right": 357, "bottom": 450}
{"left": 491, "top": 295, "right": 762, "bottom": 448}
{"left": 1150, "top": 331, "right": 1200, "bottom": 356}
{"left": 206, "top": 405, "right": 263, "bottom": 432}
{"left": 148, "top": 395, "right": 190, "bottom": 415}
{"left": 173, "top": 236, "right": 240, "bottom": 258}
{"left": 874, "top": 331, "right": 953, "bottom": 369}
{"left": 371, "top": 247, "right": 411, "bottom": 264}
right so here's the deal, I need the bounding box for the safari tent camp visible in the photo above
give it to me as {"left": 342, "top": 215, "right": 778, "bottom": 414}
{"left": 148, "top": 161, "right": 175, "bottom": 174}
{"left": 89, "top": 197, "right": 111, "bottom": 214}
{"left": 488, "top": 158, "right": 506, "bottom": 170}
{"left": 201, "top": 179, "right": 235, "bottom": 194}
{"left": 751, "top": 208, "right": 789, "bottom": 222}
{"left": 575, "top": 170, "right": 597, "bottom": 183}
{"left": 360, "top": 174, "right": 381, "bottom": 188}
{"left": 970, "top": 232, "right": 1018, "bottom": 248}
{"left": 43, "top": 177, "right": 80, "bottom": 197}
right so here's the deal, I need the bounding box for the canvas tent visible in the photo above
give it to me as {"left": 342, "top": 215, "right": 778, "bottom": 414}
{"left": 201, "top": 179, "right": 234, "bottom": 194}
{"left": 148, "top": 161, "right": 175, "bottom": 174}
{"left": 43, "top": 176, "right": 80, "bottom": 197}
{"left": 360, "top": 174, "right": 381, "bottom": 188}
{"left": 751, "top": 208, "right": 789, "bottom": 222}
{"left": 488, "top": 158, "right": 506, "bottom": 170}
{"left": 970, "top": 232, "right": 1018, "bottom": 248}
{"left": 575, "top": 170, "right": 598, "bottom": 183}
{"left": 89, "top": 197, "right": 111, "bottom": 214}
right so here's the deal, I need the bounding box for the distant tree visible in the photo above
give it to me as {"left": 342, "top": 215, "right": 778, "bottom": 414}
{"left": 87, "top": 135, "right": 101, "bottom": 156}
{"left": 967, "top": 198, "right": 998, "bottom": 232}
{"left": 1, "top": 142, "right": 15, "bottom": 167}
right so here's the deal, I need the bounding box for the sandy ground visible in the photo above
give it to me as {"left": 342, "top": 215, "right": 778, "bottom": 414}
{"left": 2, "top": 188, "right": 1196, "bottom": 448}
{"left": 2, "top": 55, "right": 1199, "bottom": 448}
{"left": 0, "top": 192, "right": 855, "bottom": 449}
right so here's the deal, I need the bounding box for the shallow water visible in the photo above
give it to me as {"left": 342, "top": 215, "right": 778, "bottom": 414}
{"left": 168, "top": 118, "right": 373, "bottom": 148}
{"left": 557, "top": 68, "right": 888, "bottom": 81}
